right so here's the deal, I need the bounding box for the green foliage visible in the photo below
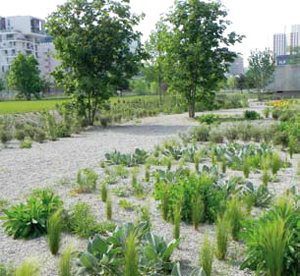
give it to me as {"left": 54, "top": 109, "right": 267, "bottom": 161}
{"left": 0, "top": 129, "right": 12, "bottom": 147}
{"left": 19, "top": 140, "right": 32, "bottom": 149}
{"left": 224, "top": 196, "right": 244, "bottom": 240}
{"left": 145, "top": 163, "right": 151, "bottom": 182}
{"left": 192, "top": 194, "right": 204, "bottom": 230}
{"left": 138, "top": 201, "right": 151, "bottom": 228}
{"left": 242, "top": 157, "right": 251, "bottom": 178}
{"left": 0, "top": 263, "right": 15, "bottom": 276}
{"left": 190, "top": 125, "right": 211, "bottom": 141}
{"left": 199, "top": 232, "right": 213, "bottom": 276}
{"left": 155, "top": 0, "right": 243, "bottom": 117}
{"left": 7, "top": 53, "right": 41, "bottom": 100}
{"left": 197, "top": 114, "right": 219, "bottom": 125}
{"left": 242, "top": 183, "right": 273, "bottom": 208}
{"left": 106, "top": 195, "right": 112, "bottom": 220}
{"left": 244, "top": 110, "right": 260, "bottom": 120}
{"left": 241, "top": 196, "right": 298, "bottom": 276}
{"left": 1, "top": 190, "right": 62, "bottom": 239}
{"left": 58, "top": 245, "right": 73, "bottom": 276}
{"left": 46, "top": 0, "right": 146, "bottom": 125}
{"left": 173, "top": 203, "right": 181, "bottom": 240}
{"left": 271, "top": 152, "right": 281, "bottom": 175}
{"left": 48, "top": 209, "right": 62, "bottom": 255}
{"left": 15, "top": 258, "right": 40, "bottom": 276}
{"left": 68, "top": 202, "right": 97, "bottom": 238}
{"left": 118, "top": 199, "right": 136, "bottom": 211}
{"left": 14, "top": 129, "right": 25, "bottom": 141}
{"left": 171, "top": 263, "right": 206, "bottom": 276}
{"left": 125, "top": 233, "right": 139, "bottom": 276}
{"left": 208, "top": 129, "right": 224, "bottom": 143}
{"left": 77, "top": 168, "right": 98, "bottom": 192}
{"left": 215, "top": 215, "right": 230, "bottom": 260}
{"left": 247, "top": 49, "right": 275, "bottom": 92}
{"left": 101, "top": 181, "right": 108, "bottom": 202}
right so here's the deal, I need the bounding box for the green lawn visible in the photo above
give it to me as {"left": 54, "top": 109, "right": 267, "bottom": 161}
{"left": 0, "top": 95, "right": 160, "bottom": 114}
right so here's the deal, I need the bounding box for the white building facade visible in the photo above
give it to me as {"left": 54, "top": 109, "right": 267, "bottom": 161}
{"left": 273, "top": 33, "right": 287, "bottom": 56}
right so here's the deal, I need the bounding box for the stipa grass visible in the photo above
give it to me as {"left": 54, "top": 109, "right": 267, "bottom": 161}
{"left": 15, "top": 258, "right": 40, "bottom": 276}
{"left": 192, "top": 194, "right": 204, "bottom": 230}
{"left": 101, "top": 181, "right": 108, "bottom": 202}
{"left": 48, "top": 209, "right": 62, "bottom": 255}
{"left": 106, "top": 195, "right": 112, "bottom": 220}
{"left": 199, "top": 232, "right": 214, "bottom": 276}
{"left": 59, "top": 245, "right": 73, "bottom": 276}
{"left": 125, "top": 233, "right": 139, "bottom": 276}
{"left": 215, "top": 215, "right": 230, "bottom": 260}
{"left": 173, "top": 203, "right": 181, "bottom": 239}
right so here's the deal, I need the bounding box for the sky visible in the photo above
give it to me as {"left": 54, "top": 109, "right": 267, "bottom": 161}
{"left": 1, "top": 0, "right": 300, "bottom": 66}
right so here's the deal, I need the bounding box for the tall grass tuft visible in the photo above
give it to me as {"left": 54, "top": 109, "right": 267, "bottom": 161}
{"left": 125, "top": 233, "right": 139, "bottom": 276}
{"left": 101, "top": 181, "right": 108, "bottom": 202}
{"left": 262, "top": 168, "right": 269, "bottom": 186}
{"left": 106, "top": 195, "right": 112, "bottom": 220}
{"left": 194, "top": 153, "right": 200, "bottom": 172}
{"left": 167, "top": 157, "right": 172, "bottom": 170}
{"left": 162, "top": 190, "right": 169, "bottom": 221}
{"left": 199, "top": 232, "right": 214, "bottom": 276}
{"left": 271, "top": 152, "right": 281, "bottom": 175}
{"left": 139, "top": 200, "right": 151, "bottom": 228}
{"left": 145, "top": 164, "right": 150, "bottom": 182}
{"left": 48, "top": 209, "right": 62, "bottom": 255}
{"left": 221, "top": 155, "right": 227, "bottom": 173}
{"left": 288, "top": 136, "right": 295, "bottom": 159}
{"left": 215, "top": 215, "right": 230, "bottom": 260}
{"left": 15, "top": 258, "right": 40, "bottom": 276}
{"left": 173, "top": 203, "right": 181, "bottom": 239}
{"left": 58, "top": 245, "right": 73, "bottom": 276}
{"left": 242, "top": 157, "right": 251, "bottom": 178}
{"left": 224, "top": 197, "right": 244, "bottom": 240}
{"left": 192, "top": 194, "right": 204, "bottom": 230}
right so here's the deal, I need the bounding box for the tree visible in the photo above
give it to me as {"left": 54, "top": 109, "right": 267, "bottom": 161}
{"left": 155, "top": 0, "right": 243, "bottom": 117}
{"left": 0, "top": 77, "right": 5, "bottom": 92}
{"left": 46, "top": 0, "right": 147, "bottom": 125}
{"left": 7, "top": 53, "right": 41, "bottom": 100}
{"left": 236, "top": 74, "right": 247, "bottom": 92}
{"left": 247, "top": 49, "right": 275, "bottom": 92}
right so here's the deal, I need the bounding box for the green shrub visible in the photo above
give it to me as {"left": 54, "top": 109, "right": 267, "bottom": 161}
{"left": 19, "top": 140, "right": 32, "bottom": 149}
{"left": 77, "top": 168, "right": 98, "bottom": 192}
{"left": 15, "top": 258, "right": 40, "bottom": 276}
{"left": 33, "top": 129, "right": 46, "bottom": 143}
{"left": 197, "top": 114, "right": 219, "bottom": 125}
{"left": 208, "top": 128, "right": 224, "bottom": 143}
{"left": 224, "top": 126, "right": 239, "bottom": 142}
{"left": 48, "top": 210, "right": 62, "bottom": 255}
{"left": 0, "top": 130, "right": 12, "bottom": 147}
{"left": 15, "top": 129, "right": 25, "bottom": 141}
{"left": 244, "top": 110, "right": 260, "bottom": 120}
{"left": 190, "top": 125, "right": 210, "bottom": 141}
{"left": 215, "top": 215, "right": 230, "bottom": 260}
{"left": 1, "top": 190, "right": 62, "bottom": 239}
{"left": 271, "top": 152, "right": 281, "bottom": 175}
{"left": 58, "top": 245, "right": 72, "bottom": 276}
{"left": 125, "top": 233, "right": 139, "bottom": 276}
{"left": 199, "top": 232, "right": 213, "bottom": 276}
{"left": 68, "top": 202, "right": 97, "bottom": 238}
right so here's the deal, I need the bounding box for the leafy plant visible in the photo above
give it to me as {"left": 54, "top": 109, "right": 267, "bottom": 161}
{"left": 199, "top": 232, "right": 213, "bottom": 276}
{"left": 119, "top": 199, "right": 136, "bottom": 211}
{"left": 242, "top": 183, "right": 273, "bottom": 208}
{"left": 19, "top": 140, "right": 32, "bottom": 149}
{"left": 77, "top": 168, "right": 98, "bottom": 192}
{"left": 1, "top": 190, "right": 62, "bottom": 239}
{"left": 48, "top": 209, "right": 62, "bottom": 255}
{"left": 171, "top": 263, "right": 206, "bottom": 276}
{"left": 197, "top": 114, "right": 219, "bottom": 125}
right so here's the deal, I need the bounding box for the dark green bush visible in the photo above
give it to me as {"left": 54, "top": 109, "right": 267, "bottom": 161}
{"left": 244, "top": 110, "right": 260, "bottom": 120}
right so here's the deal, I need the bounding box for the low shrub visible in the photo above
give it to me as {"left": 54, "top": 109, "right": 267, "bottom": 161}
{"left": 208, "top": 128, "right": 224, "bottom": 143}
{"left": 244, "top": 110, "right": 260, "bottom": 120}
{"left": 190, "top": 125, "right": 210, "bottom": 141}
{"left": 19, "top": 140, "right": 32, "bottom": 149}
{"left": 197, "top": 114, "right": 219, "bottom": 125}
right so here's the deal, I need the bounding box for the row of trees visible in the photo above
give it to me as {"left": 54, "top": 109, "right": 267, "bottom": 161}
{"left": 1, "top": 0, "right": 276, "bottom": 124}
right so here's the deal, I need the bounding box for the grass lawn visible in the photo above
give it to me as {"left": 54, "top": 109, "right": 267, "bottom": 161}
{"left": 0, "top": 95, "right": 160, "bottom": 114}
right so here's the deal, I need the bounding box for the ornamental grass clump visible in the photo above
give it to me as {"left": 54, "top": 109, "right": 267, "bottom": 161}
{"left": 48, "top": 209, "right": 62, "bottom": 255}
{"left": 125, "top": 233, "right": 139, "bottom": 276}
{"left": 101, "top": 181, "right": 108, "bottom": 202}
{"left": 145, "top": 163, "right": 150, "bottom": 182}
{"left": 215, "top": 215, "right": 230, "bottom": 260}
{"left": 15, "top": 258, "right": 40, "bottom": 276}
{"left": 194, "top": 153, "right": 200, "bottom": 172}
{"left": 242, "top": 157, "right": 251, "bottom": 178}
{"left": 192, "top": 194, "right": 204, "bottom": 230}
{"left": 77, "top": 168, "right": 98, "bottom": 192}
{"left": 173, "top": 203, "right": 181, "bottom": 239}
{"left": 271, "top": 152, "right": 281, "bottom": 175}
{"left": 106, "top": 195, "right": 112, "bottom": 220}
{"left": 58, "top": 245, "right": 73, "bottom": 276}
{"left": 199, "top": 232, "right": 214, "bottom": 276}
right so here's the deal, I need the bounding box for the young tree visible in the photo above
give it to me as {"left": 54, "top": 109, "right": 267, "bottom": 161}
{"left": 236, "top": 74, "right": 247, "bottom": 92}
{"left": 156, "top": 0, "right": 243, "bottom": 117}
{"left": 46, "top": 0, "right": 147, "bottom": 125}
{"left": 7, "top": 53, "right": 41, "bottom": 100}
{"left": 247, "top": 49, "right": 275, "bottom": 92}
{"left": 0, "top": 77, "right": 5, "bottom": 92}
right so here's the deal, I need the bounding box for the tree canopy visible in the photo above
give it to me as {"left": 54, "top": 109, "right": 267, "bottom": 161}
{"left": 151, "top": 0, "right": 243, "bottom": 117}
{"left": 7, "top": 53, "right": 41, "bottom": 100}
{"left": 247, "top": 49, "right": 275, "bottom": 92}
{"left": 46, "top": 0, "right": 147, "bottom": 125}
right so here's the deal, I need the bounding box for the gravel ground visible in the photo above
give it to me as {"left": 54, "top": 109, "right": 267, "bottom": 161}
{"left": 0, "top": 102, "right": 297, "bottom": 275}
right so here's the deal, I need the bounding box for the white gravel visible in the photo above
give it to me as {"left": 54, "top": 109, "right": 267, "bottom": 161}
{"left": 0, "top": 103, "right": 297, "bottom": 275}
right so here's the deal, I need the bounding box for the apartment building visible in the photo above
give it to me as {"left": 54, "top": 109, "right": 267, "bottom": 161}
{"left": 228, "top": 55, "right": 244, "bottom": 76}
{"left": 273, "top": 33, "right": 287, "bottom": 56}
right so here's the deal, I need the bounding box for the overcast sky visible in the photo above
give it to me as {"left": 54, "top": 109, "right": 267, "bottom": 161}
{"left": 1, "top": 0, "right": 300, "bottom": 66}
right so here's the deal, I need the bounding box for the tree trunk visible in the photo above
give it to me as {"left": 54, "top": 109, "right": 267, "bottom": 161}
{"left": 188, "top": 101, "right": 195, "bottom": 118}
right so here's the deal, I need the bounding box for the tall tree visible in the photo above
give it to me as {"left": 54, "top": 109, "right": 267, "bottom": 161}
{"left": 247, "top": 49, "right": 275, "bottom": 92}
{"left": 7, "top": 53, "right": 41, "bottom": 100}
{"left": 155, "top": 0, "right": 243, "bottom": 117}
{"left": 46, "top": 0, "right": 147, "bottom": 125}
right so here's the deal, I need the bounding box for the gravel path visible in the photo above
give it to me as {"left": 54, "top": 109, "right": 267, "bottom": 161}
{"left": 0, "top": 102, "right": 295, "bottom": 275}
